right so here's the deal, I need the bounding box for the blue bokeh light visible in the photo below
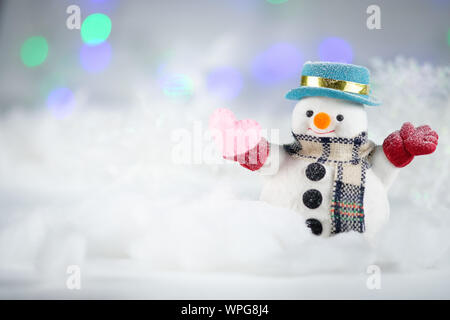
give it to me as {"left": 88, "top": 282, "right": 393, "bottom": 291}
{"left": 318, "top": 37, "right": 353, "bottom": 63}
{"left": 251, "top": 43, "right": 303, "bottom": 85}
{"left": 206, "top": 67, "right": 243, "bottom": 100}
{"left": 46, "top": 87, "right": 75, "bottom": 118}
{"left": 85, "top": 0, "right": 119, "bottom": 14}
{"left": 79, "top": 42, "right": 112, "bottom": 73}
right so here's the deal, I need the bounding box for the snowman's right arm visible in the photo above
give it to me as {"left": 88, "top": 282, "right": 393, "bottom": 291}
{"left": 227, "top": 138, "right": 287, "bottom": 175}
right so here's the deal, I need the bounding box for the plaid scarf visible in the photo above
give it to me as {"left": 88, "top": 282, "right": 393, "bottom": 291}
{"left": 284, "top": 132, "right": 375, "bottom": 234}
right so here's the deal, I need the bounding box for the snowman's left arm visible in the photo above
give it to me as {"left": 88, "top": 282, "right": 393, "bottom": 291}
{"left": 370, "top": 122, "right": 438, "bottom": 189}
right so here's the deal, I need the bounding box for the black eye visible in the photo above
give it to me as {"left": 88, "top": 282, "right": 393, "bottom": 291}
{"left": 336, "top": 114, "right": 344, "bottom": 121}
{"left": 306, "top": 110, "right": 314, "bottom": 117}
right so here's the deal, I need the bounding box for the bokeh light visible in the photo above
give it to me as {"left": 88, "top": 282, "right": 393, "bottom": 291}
{"left": 81, "top": 13, "right": 112, "bottom": 45}
{"left": 161, "top": 74, "right": 193, "bottom": 98}
{"left": 266, "top": 0, "right": 288, "bottom": 4}
{"left": 87, "top": 0, "right": 120, "bottom": 14}
{"left": 79, "top": 42, "right": 112, "bottom": 73}
{"left": 46, "top": 87, "right": 75, "bottom": 118}
{"left": 20, "top": 36, "right": 48, "bottom": 67}
{"left": 206, "top": 67, "right": 243, "bottom": 100}
{"left": 318, "top": 37, "right": 353, "bottom": 63}
{"left": 251, "top": 43, "right": 303, "bottom": 85}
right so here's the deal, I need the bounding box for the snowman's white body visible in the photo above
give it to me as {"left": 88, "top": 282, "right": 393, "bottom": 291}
{"left": 257, "top": 96, "right": 399, "bottom": 239}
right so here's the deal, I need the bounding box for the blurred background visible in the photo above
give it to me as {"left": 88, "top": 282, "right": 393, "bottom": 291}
{"left": 0, "top": 0, "right": 449, "bottom": 299}
{"left": 0, "top": 0, "right": 449, "bottom": 114}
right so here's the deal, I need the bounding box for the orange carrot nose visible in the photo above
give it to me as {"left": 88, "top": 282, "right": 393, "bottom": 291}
{"left": 313, "top": 112, "right": 331, "bottom": 130}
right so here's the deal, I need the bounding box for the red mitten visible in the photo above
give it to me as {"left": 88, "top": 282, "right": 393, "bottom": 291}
{"left": 236, "top": 137, "right": 270, "bottom": 171}
{"left": 400, "top": 123, "right": 439, "bottom": 156}
{"left": 383, "top": 122, "right": 438, "bottom": 168}
{"left": 223, "top": 137, "right": 270, "bottom": 171}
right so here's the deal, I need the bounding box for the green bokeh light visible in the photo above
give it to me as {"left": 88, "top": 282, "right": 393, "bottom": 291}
{"left": 266, "top": 0, "right": 289, "bottom": 4}
{"left": 447, "top": 28, "right": 450, "bottom": 47}
{"left": 20, "top": 36, "right": 48, "bottom": 67}
{"left": 81, "top": 13, "right": 112, "bottom": 45}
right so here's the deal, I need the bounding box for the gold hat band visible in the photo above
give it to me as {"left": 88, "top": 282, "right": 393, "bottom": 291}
{"left": 301, "top": 76, "right": 369, "bottom": 95}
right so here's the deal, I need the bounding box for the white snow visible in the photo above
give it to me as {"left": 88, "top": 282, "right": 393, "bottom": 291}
{"left": 0, "top": 58, "right": 449, "bottom": 299}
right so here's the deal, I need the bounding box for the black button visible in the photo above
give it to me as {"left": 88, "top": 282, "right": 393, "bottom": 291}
{"left": 302, "top": 189, "right": 322, "bottom": 209}
{"left": 306, "top": 218, "right": 323, "bottom": 235}
{"left": 305, "top": 163, "right": 326, "bottom": 181}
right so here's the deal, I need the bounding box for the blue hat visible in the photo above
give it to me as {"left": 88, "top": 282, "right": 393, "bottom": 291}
{"left": 285, "top": 61, "right": 381, "bottom": 106}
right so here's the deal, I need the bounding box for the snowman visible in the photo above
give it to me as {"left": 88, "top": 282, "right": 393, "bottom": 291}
{"left": 210, "top": 62, "right": 439, "bottom": 239}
